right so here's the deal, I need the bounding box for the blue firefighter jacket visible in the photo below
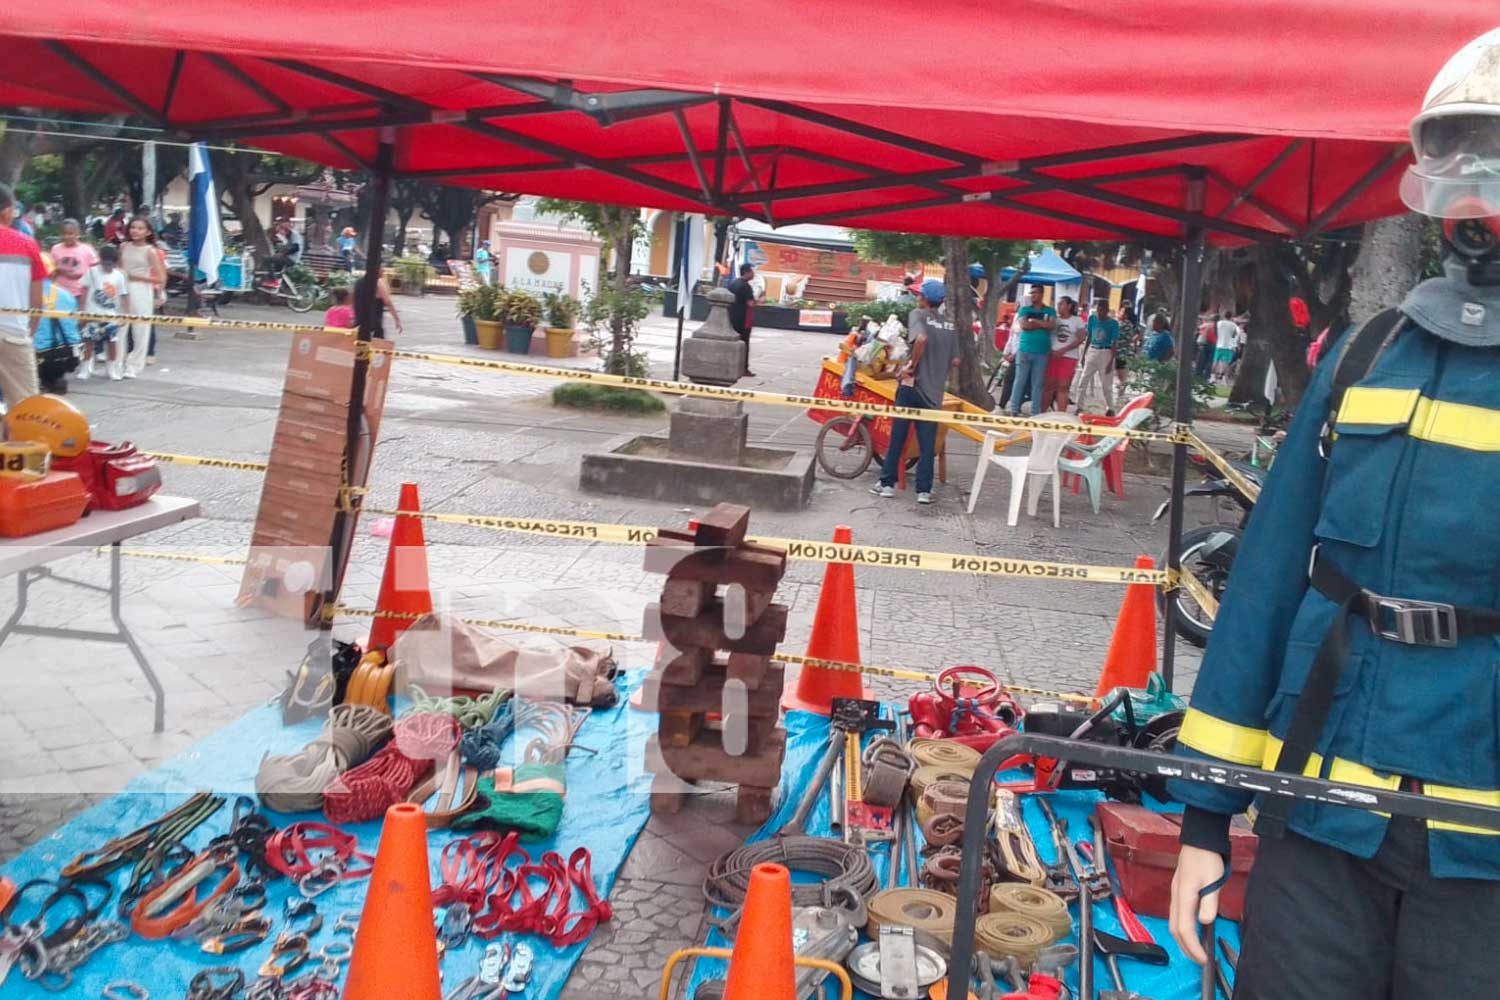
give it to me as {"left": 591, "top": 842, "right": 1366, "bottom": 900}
{"left": 1170, "top": 319, "right": 1500, "bottom": 880}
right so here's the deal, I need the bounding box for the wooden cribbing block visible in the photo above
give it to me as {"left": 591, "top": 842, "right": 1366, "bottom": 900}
{"left": 646, "top": 544, "right": 786, "bottom": 591}
{"left": 643, "top": 665, "right": 787, "bottom": 716}
{"left": 660, "top": 578, "right": 715, "bottom": 618}
{"left": 723, "top": 584, "right": 776, "bottom": 637}
{"left": 643, "top": 601, "right": 788, "bottom": 655}
{"left": 658, "top": 711, "right": 704, "bottom": 748}
{"left": 714, "top": 715, "right": 781, "bottom": 756}
{"left": 646, "top": 728, "right": 787, "bottom": 788}
{"left": 650, "top": 771, "right": 692, "bottom": 814}
{"left": 736, "top": 785, "right": 776, "bottom": 825}
{"left": 652, "top": 644, "right": 714, "bottom": 687}
{"left": 693, "top": 503, "right": 750, "bottom": 548}
{"left": 726, "top": 652, "right": 773, "bottom": 691}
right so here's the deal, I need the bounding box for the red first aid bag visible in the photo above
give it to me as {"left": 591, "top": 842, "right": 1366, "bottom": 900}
{"left": 53, "top": 441, "right": 162, "bottom": 511}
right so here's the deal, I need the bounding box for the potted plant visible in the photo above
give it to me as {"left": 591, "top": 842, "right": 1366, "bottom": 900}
{"left": 543, "top": 292, "right": 580, "bottom": 359}
{"left": 501, "top": 290, "right": 542, "bottom": 354}
{"left": 394, "top": 256, "right": 434, "bottom": 296}
{"left": 456, "top": 286, "right": 484, "bottom": 345}
{"left": 471, "top": 285, "right": 504, "bottom": 349}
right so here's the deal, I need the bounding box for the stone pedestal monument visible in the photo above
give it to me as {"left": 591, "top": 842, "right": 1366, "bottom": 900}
{"left": 580, "top": 288, "right": 815, "bottom": 509}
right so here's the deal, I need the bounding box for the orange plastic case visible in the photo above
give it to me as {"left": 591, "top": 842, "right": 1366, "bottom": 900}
{"left": 0, "top": 471, "right": 90, "bottom": 537}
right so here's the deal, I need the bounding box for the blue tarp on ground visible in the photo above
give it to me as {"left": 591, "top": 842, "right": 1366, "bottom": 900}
{"left": 0, "top": 681, "right": 655, "bottom": 999}
{"left": 688, "top": 710, "right": 1240, "bottom": 1000}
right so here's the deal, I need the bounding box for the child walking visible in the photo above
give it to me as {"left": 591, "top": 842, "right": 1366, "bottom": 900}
{"left": 80, "top": 244, "right": 128, "bottom": 381}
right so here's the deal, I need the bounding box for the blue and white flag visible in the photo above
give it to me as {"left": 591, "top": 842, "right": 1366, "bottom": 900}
{"left": 188, "top": 142, "right": 224, "bottom": 284}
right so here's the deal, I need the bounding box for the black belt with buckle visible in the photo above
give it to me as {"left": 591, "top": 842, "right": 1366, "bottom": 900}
{"left": 1255, "top": 555, "right": 1500, "bottom": 840}
{"left": 1310, "top": 555, "right": 1500, "bottom": 648}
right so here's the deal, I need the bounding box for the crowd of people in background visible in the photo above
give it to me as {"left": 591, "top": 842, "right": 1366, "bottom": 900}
{"left": 0, "top": 182, "right": 175, "bottom": 410}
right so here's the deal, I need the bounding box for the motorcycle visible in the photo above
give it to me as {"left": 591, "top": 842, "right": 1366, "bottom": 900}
{"left": 1152, "top": 456, "right": 1264, "bottom": 647}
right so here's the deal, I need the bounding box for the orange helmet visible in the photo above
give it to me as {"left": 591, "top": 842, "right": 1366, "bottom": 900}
{"left": 4, "top": 394, "right": 91, "bottom": 458}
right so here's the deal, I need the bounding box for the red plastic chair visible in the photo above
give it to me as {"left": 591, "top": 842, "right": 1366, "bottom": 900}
{"left": 1068, "top": 392, "right": 1155, "bottom": 498}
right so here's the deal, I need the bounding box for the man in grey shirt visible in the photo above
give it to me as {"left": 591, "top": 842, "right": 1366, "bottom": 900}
{"left": 870, "top": 279, "right": 957, "bottom": 505}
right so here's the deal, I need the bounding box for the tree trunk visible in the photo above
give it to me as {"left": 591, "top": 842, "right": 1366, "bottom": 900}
{"left": 942, "top": 237, "right": 992, "bottom": 409}
{"left": 0, "top": 128, "right": 38, "bottom": 188}
{"left": 1242, "top": 244, "right": 1313, "bottom": 409}
{"left": 979, "top": 254, "right": 1003, "bottom": 367}
{"left": 1348, "top": 212, "right": 1424, "bottom": 325}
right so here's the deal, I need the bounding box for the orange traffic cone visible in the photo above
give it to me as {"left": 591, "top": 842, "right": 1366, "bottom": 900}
{"left": 724, "top": 863, "right": 797, "bottom": 1000}
{"left": 1093, "top": 555, "right": 1159, "bottom": 696}
{"left": 368, "top": 482, "right": 432, "bottom": 651}
{"left": 782, "top": 525, "right": 869, "bottom": 715}
{"left": 341, "top": 803, "right": 441, "bottom": 1000}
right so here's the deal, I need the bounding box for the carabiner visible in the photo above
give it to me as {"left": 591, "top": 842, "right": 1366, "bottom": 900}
{"left": 259, "top": 932, "right": 310, "bottom": 978}
{"left": 296, "top": 860, "right": 344, "bottom": 899}
{"left": 102, "top": 983, "right": 149, "bottom": 1000}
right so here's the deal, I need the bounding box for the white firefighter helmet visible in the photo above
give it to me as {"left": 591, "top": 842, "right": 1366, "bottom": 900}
{"left": 1400, "top": 27, "right": 1500, "bottom": 237}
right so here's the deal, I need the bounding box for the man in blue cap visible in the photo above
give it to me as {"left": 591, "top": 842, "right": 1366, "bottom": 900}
{"left": 870, "top": 278, "right": 956, "bottom": 505}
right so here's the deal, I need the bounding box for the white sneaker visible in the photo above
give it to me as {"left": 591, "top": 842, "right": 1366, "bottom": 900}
{"left": 76, "top": 365, "right": 89, "bottom": 381}
{"left": 123, "top": 370, "right": 137, "bottom": 379}
{"left": 869, "top": 484, "right": 895, "bottom": 498}
{"left": 110, "top": 373, "right": 123, "bottom": 382}
{"left": 916, "top": 492, "right": 933, "bottom": 505}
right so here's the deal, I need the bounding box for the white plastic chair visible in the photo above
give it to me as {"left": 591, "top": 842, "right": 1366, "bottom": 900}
{"left": 967, "top": 413, "right": 1080, "bottom": 527}
{"left": 1058, "top": 407, "right": 1154, "bottom": 513}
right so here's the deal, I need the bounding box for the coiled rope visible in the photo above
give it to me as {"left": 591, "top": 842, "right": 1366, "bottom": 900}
{"left": 255, "top": 706, "right": 393, "bottom": 814}
{"left": 460, "top": 700, "right": 517, "bottom": 771}
{"left": 323, "top": 712, "right": 462, "bottom": 824}
{"left": 705, "top": 836, "right": 878, "bottom": 911}
{"left": 406, "top": 685, "right": 510, "bottom": 731}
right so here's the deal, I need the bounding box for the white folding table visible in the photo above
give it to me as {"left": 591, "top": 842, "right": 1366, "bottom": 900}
{"left": 0, "top": 496, "right": 201, "bottom": 732}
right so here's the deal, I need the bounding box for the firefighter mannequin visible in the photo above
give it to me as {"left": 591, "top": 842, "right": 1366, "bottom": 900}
{"left": 1167, "top": 27, "right": 1500, "bottom": 998}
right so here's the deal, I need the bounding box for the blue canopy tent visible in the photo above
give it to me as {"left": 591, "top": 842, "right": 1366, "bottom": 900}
{"left": 1000, "top": 246, "right": 1081, "bottom": 286}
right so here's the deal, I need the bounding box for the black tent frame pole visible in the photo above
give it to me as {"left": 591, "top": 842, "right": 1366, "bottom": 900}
{"left": 318, "top": 128, "right": 393, "bottom": 628}
{"left": 1162, "top": 174, "right": 1207, "bottom": 692}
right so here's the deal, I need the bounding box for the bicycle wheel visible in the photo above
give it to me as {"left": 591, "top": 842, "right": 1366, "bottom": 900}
{"left": 815, "top": 417, "right": 875, "bottom": 479}
{"left": 287, "top": 281, "right": 319, "bottom": 313}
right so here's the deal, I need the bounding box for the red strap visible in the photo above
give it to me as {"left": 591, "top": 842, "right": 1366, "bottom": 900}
{"left": 264, "top": 823, "right": 373, "bottom": 880}
{"left": 550, "top": 847, "right": 613, "bottom": 947}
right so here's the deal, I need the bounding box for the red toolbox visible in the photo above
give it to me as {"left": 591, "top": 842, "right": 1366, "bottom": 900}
{"left": 1096, "top": 802, "right": 1259, "bottom": 921}
{"left": 0, "top": 471, "right": 90, "bottom": 538}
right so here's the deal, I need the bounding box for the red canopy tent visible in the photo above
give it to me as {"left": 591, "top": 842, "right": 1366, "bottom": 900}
{"left": 1, "top": 1, "right": 1494, "bottom": 243}
{"left": 1, "top": 1, "right": 1493, "bottom": 682}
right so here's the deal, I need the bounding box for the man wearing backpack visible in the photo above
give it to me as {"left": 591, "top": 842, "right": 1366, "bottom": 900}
{"left": 1168, "top": 27, "right": 1500, "bottom": 997}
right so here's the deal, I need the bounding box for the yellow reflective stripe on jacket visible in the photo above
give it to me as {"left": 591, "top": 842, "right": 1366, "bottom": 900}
{"left": 1179, "top": 709, "right": 1267, "bottom": 766}
{"left": 1427, "top": 785, "right": 1500, "bottom": 835}
{"left": 1336, "top": 386, "right": 1420, "bottom": 427}
{"left": 1261, "top": 735, "right": 1500, "bottom": 835}
{"left": 1338, "top": 386, "right": 1500, "bottom": 452}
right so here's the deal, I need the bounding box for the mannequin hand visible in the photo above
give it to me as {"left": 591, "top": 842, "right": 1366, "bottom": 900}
{"left": 1169, "top": 844, "right": 1225, "bottom": 965}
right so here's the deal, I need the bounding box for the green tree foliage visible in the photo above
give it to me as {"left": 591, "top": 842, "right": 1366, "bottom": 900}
{"left": 537, "top": 199, "right": 648, "bottom": 372}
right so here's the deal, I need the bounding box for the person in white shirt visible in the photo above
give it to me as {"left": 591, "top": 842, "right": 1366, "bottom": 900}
{"left": 1043, "top": 296, "right": 1087, "bottom": 412}
{"left": 1212, "top": 313, "right": 1242, "bottom": 383}
{"left": 80, "top": 244, "right": 130, "bottom": 381}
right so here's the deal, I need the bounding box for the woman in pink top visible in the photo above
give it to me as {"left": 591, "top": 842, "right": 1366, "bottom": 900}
{"left": 49, "top": 219, "right": 98, "bottom": 299}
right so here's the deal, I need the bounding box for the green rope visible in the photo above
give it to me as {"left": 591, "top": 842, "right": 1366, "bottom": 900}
{"left": 405, "top": 684, "right": 511, "bottom": 730}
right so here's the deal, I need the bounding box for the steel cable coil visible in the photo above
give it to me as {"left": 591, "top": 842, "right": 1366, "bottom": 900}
{"left": 704, "top": 836, "right": 878, "bottom": 911}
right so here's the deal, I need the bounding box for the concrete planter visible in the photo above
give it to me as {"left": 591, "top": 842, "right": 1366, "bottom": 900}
{"left": 544, "top": 327, "right": 575, "bottom": 358}
{"left": 474, "top": 319, "right": 504, "bottom": 350}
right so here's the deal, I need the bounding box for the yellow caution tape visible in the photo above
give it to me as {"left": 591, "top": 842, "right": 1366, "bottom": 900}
{"left": 142, "top": 451, "right": 271, "bottom": 473}
{"left": 363, "top": 507, "right": 1170, "bottom": 586}
{"left": 369, "top": 344, "right": 1176, "bottom": 442}
{"left": 115, "top": 548, "right": 249, "bottom": 566}
{"left": 1178, "top": 564, "right": 1220, "bottom": 621}
{"left": 1185, "top": 430, "right": 1261, "bottom": 502}
{"left": 325, "top": 604, "right": 1093, "bottom": 699}
{"left": 0, "top": 306, "right": 353, "bottom": 336}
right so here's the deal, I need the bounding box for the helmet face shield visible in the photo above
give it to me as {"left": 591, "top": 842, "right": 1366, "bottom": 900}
{"left": 1401, "top": 114, "right": 1500, "bottom": 219}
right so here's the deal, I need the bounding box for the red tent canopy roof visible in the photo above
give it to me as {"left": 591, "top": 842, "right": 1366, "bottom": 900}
{"left": 2, "top": 1, "right": 1494, "bottom": 241}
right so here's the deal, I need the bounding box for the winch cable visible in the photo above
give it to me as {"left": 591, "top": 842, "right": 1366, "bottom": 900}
{"left": 704, "top": 836, "right": 878, "bottom": 914}
{"left": 255, "top": 706, "right": 394, "bottom": 814}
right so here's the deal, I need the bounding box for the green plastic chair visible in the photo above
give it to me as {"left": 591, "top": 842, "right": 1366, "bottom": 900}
{"left": 1057, "top": 407, "right": 1154, "bottom": 513}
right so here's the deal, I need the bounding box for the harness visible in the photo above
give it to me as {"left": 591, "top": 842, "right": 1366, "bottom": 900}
{"left": 1257, "top": 309, "right": 1500, "bottom": 838}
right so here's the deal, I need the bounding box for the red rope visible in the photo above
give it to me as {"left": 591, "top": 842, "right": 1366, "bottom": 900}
{"left": 264, "top": 822, "right": 374, "bottom": 880}
{"left": 324, "top": 713, "right": 461, "bottom": 824}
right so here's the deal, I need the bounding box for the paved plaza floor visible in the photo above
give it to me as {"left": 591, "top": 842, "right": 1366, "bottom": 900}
{"left": 0, "top": 293, "right": 1248, "bottom": 996}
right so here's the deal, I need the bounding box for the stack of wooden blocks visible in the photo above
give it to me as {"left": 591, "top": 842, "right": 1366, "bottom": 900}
{"left": 642, "top": 502, "right": 789, "bottom": 824}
